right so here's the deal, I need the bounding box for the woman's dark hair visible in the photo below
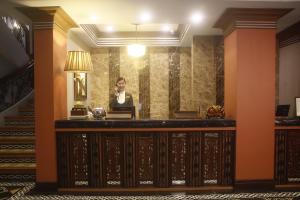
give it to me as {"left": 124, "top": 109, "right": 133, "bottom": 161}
{"left": 116, "top": 77, "right": 126, "bottom": 84}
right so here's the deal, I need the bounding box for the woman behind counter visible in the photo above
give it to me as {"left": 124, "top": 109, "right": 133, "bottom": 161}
{"left": 109, "top": 77, "right": 133, "bottom": 110}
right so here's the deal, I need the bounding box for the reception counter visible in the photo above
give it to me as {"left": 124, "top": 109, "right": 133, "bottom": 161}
{"left": 55, "top": 118, "right": 300, "bottom": 192}
{"left": 55, "top": 118, "right": 236, "bottom": 192}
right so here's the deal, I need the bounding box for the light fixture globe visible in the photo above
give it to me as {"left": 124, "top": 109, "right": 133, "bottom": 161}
{"left": 127, "top": 44, "right": 146, "bottom": 57}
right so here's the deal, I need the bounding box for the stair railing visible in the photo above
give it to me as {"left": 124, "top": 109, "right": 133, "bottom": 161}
{"left": 0, "top": 59, "right": 34, "bottom": 112}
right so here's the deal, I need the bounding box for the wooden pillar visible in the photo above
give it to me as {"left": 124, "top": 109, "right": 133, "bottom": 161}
{"left": 18, "top": 7, "right": 77, "bottom": 188}
{"left": 214, "top": 8, "right": 291, "bottom": 190}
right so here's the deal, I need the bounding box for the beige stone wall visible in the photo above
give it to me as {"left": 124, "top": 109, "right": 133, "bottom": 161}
{"left": 88, "top": 43, "right": 220, "bottom": 119}
{"left": 119, "top": 47, "right": 142, "bottom": 118}
{"left": 149, "top": 47, "right": 169, "bottom": 119}
{"left": 89, "top": 48, "right": 109, "bottom": 110}
{"left": 192, "top": 36, "right": 217, "bottom": 118}
{"left": 180, "top": 47, "right": 192, "bottom": 111}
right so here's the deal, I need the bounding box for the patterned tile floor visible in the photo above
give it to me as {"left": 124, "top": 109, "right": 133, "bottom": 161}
{"left": 1, "top": 182, "right": 300, "bottom": 200}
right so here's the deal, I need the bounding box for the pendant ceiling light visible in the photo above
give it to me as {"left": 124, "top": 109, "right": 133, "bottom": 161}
{"left": 127, "top": 24, "right": 146, "bottom": 57}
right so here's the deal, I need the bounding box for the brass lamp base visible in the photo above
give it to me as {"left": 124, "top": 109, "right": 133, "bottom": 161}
{"left": 71, "top": 102, "right": 87, "bottom": 116}
{"left": 71, "top": 107, "right": 87, "bottom": 116}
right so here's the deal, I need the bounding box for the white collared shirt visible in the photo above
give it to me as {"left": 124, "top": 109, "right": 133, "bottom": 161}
{"left": 117, "top": 91, "right": 125, "bottom": 104}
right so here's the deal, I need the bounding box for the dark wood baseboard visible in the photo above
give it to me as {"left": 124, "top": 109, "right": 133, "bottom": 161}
{"left": 275, "top": 184, "right": 300, "bottom": 191}
{"left": 35, "top": 182, "right": 57, "bottom": 192}
{"left": 58, "top": 186, "right": 233, "bottom": 194}
{"left": 235, "top": 180, "right": 275, "bottom": 192}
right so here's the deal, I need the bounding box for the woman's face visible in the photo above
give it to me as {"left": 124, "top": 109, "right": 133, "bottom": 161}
{"left": 116, "top": 79, "right": 126, "bottom": 92}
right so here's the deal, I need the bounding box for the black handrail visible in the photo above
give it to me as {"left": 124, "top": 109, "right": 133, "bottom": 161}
{"left": 0, "top": 59, "right": 34, "bottom": 112}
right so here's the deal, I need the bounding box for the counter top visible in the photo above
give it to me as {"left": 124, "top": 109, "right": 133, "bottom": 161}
{"left": 55, "top": 119, "right": 236, "bottom": 129}
{"left": 275, "top": 118, "right": 300, "bottom": 126}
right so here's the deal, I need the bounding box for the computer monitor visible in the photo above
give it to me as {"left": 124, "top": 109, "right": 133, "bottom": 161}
{"left": 276, "top": 104, "right": 290, "bottom": 117}
{"left": 111, "top": 106, "right": 135, "bottom": 118}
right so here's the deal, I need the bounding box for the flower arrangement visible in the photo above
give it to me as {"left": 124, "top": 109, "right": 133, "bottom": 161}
{"left": 206, "top": 105, "right": 225, "bottom": 119}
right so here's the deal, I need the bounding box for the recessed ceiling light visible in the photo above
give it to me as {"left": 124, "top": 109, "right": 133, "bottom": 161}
{"left": 190, "top": 12, "right": 204, "bottom": 24}
{"left": 90, "top": 15, "right": 98, "bottom": 22}
{"left": 140, "top": 11, "right": 152, "bottom": 22}
{"left": 162, "top": 24, "right": 171, "bottom": 32}
{"left": 106, "top": 25, "right": 114, "bottom": 32}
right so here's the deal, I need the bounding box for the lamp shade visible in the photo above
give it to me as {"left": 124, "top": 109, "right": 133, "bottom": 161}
{"left": 64, "top": 51, "right": 93, "bottom": 72}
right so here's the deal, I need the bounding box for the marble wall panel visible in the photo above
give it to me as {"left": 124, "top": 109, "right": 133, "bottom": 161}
{"left": 120, "top": 47, "right": 141, "bottom": 118}
{"left": 149, "top": 47, "right": 169, "bottom": 119}
{"left": 139, "top": 52, "right": 150, "bottom": 119}
{"left": 180, "top": 47, "right": 192, "bottom": 111}
{"left": 214, "top": 36, "right": 224, "bottom": 106}
{"left": 169, "top": 47, "right": 180, "bottom": 118}
{"left": 89, "top": 48, "right": 109, "bottom": 109}
{"left": 192, "top": 36, "right": 216, "bottom": 118}
{"left": 108, "top": 47, "right": 120, "bottom": 104}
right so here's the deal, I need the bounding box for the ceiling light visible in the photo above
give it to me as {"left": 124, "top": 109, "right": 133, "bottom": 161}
{"left": 162, "top": 24, "right": 171, "bottom": 32}
{"left": 106, "top": 25, "right": 114, "bottom": 32}
{"left": 140, "top": 11, "right": 152, "bottom": 22}
{"left": 128, "top": 44, "right": 146, "bottom": 57}
{"left": 90, "top": 15, "right": 98, "bottom": 22}
{"left": 190, "top": 12, "right": 204, "bottom": 24}
{"left": 127, "top": 24, "right": 146, "bottom": 57}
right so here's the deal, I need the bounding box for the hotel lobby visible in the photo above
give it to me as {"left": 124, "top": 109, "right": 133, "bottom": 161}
{"left": 0, "top": 0, "right": 300, "bottom": 199}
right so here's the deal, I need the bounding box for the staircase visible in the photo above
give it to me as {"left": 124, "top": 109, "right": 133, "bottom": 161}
{"left": 0, "top": 102, "right": 35, "bottom": 182}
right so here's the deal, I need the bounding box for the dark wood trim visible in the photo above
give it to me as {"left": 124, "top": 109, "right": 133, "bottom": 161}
{"left": 235, "top": 180, "right": 275, "bottom": 192}
{"left": 58, "top": 186, "right": 233, "bottom": 193}
{"left": 275, "top": 184, "right": 300, "bottom": 191}
{"left": 56, "top": 127, "right": 236, "bottom": 132}
{"left": 35, "top": 182, "right": 58, "bottom": 191}
{"left": 214, "top": 8, "right": 292, "bottom": 36}
{"left": 277, "top": 21, "right": 300, "bottom": 48}
{"left": 275, "top": 126, "right": 300, "bottom": 130}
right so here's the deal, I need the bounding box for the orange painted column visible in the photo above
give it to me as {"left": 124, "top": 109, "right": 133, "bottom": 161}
{"left": 215, "top": 8, "right": 291, "bottom": 189}
{"left": 18, "top": 7, "right": 77, "bottom": 187}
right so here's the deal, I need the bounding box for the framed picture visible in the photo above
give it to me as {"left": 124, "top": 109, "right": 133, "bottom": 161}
{"left": 74, "top": 72, "right": 87, "bottom": 101}
{"left": 296, "top": 97, "right": 300, "bottom": 117}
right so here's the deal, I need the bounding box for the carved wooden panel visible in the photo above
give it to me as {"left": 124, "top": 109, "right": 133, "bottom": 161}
{"left": 171, "top": 133, "right": 186, "bottom": 184}
{"left": 57, "top": 130, "right": 235, "bottom": 189}
{"left": 72, "top": 134, "right": 88, "bottom": 186}
{"left": 57, "top": 133, "right": 75, "bottom": 187}
{"left": 275, "top": 129, "right": 300, "bottom": 184}
{"left": 103, "top": 134, "right": 121, "bottom": 186}
{"left": 122, "top": 133, "right": 137, "bottom": 187}
{"left": 186, "top": 132, "right": 203, "bottom": 186}
{"left": 275, "top": 130, "right": 288, "bottom": 184}
{"left": 154, "top": 133, "right": 171, "bottom": 187}
{"left": 136, "top": 134, "right": 154, "bottom": 185}
{"left": 287, "top": 131, "right": 300, "bottom": 182}
{"left": 218, "top": 131, "right": 235, "bottom": 185}
{"left": 203, "top": 132, "right": 219, "bottom": 184}
{"left": 88, "top": 134, "right": 104, "bottom": 187}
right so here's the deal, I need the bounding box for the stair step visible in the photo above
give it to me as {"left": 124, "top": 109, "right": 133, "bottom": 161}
{"left": 0, "top": 144, "right": 34, "bottom": 149}
{"left": 18, "top": 106, "right": 34, "bottom": 116}
{"left": 0, "top": 174, "right": 35, "bottom": 182}
{"left": 0, "top": 157, "right": 35, "bottom": 163}
{"left": 0, "top": 163, "right": 36, "bottom": 173}
{"left": 4, "top": 116, "right": 34, "bottom": 126}
{"left": 0, "top": 136, "right": 35, "bottom": 144}
{"left": 0, "top": 149, "right": 35, "bottom": 158}
{"left": 0, "top": 126, "right": 34, "bottom": 136}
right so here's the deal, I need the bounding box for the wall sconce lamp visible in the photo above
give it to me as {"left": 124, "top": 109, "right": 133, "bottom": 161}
{"left": 64, "top": 51, "right": 93, "bottom": 116}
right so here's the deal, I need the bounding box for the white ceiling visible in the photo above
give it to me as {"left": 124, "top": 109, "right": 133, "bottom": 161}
{"left": 3, "top": 0, "right": 300, "bottom": 47}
